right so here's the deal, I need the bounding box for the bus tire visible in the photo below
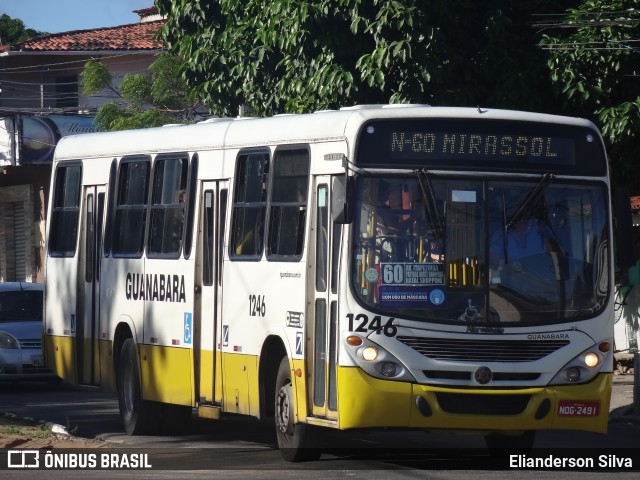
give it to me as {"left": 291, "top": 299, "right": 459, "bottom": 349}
{"left": 485, "top": 430, "right": 535, "bottom": 454}
{"left": 274, "top": 356, "right": 321, "bottom": 462}
{"left": 117, "top": 338, "right": 157, "bottom": 435}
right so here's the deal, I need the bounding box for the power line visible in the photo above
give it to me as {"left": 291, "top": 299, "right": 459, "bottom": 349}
{"left": 535, "top": 20, "right": 640, "bottom": 29}
{"left": 533, "top": 10, "right": 640, "bottom": 18}
{"left": 540, "top": 45, "right": 640, "bottom": 51}
{"left": 0, "top": 51, "right": 162, "bottom": 74}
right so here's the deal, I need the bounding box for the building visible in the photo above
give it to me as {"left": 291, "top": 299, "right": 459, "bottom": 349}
{"left": 0, "top": 7, "right": 164, "bottom": 281}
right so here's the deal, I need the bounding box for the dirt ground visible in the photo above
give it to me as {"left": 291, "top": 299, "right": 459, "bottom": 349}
{"left": 0, "top": 413, "right": 106, "bottom": 449}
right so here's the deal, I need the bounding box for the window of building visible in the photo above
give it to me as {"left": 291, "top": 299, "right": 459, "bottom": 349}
{"left": 53, "top": 75, "right": 78, "bottom": 108}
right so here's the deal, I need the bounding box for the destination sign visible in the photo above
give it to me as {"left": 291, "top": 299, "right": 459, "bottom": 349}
{"left": 390, "top": 132, "right": 569, "bottom": 161}
{"left": 355, "top": 118, "right": 606, "bottom": 175}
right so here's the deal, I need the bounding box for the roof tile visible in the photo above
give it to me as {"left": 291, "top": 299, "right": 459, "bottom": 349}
{"left": 11, "top": 21, "right": 165, "bottom": 52}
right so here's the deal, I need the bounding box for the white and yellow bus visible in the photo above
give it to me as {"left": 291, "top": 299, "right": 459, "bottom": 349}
{"left": 43, "top": 105, "right": 630, "bottom": 460}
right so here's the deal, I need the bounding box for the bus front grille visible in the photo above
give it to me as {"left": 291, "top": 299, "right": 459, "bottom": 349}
{"left": 435, "top": 392, "right": 531, "bottom": 415}
{"left": 397, "top": 336, "right": 569, "bottom": 362}
{"left": 423, "top": 370, "right": 541, "bottom": 382}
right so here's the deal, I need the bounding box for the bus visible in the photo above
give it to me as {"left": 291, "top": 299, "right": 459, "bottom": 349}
{"left": 43, "top": 105, "right": 631, "bottom": 461}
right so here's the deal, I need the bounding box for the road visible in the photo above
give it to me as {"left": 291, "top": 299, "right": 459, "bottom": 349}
{"left": 0, "top": 377, "right": 639, "bottom": 478}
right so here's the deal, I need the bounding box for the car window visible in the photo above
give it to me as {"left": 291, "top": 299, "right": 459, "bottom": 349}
{"left": 0, "top": 291, "right": 43, "bottom": 321}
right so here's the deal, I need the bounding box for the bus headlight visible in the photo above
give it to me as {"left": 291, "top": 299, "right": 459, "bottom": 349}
{"left": 380, "top": 362, "right": 397, "bottom": 377}
{"left": 345, "top": 336, "right": 415, "bottom": 382}
{"left": 584, "top": 352, "right": 599, "bottom": 368}
{"left": 362, "top": 346, "right": 378, "bottom": 361}
{"left": 565, "top": 367, "right": 581, "bottom": 383}
{"left": 550, "top": 340, "right": 611, "bottom": 386}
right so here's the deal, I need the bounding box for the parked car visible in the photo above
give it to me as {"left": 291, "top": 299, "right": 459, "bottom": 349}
{"left": 0, "top": 282, "right": 60, "bottom": 383}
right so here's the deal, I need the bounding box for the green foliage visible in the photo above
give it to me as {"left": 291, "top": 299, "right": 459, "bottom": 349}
{"left": 81, "top": 61, "right": 114, "bottom": 96}
{"left": 542, "top": 0, "right": 640, "bottom": 189}
{"left": 0, "top": 14, "right": 47, "bottom": 44}
{"left": 156, "top": 0, "right": 571, "bottom": 116}
{"left": 154, "top": 0, "right": 638, "bottom": 191}
{"left": 120, "top": 74, "right": 154, "bottom": 109}
{"left": 81, "top": 53, "right": 197, "bottom": 131}
{"left": 94, "top": 101, "right": 170, "bottom": 131}
{"left": 150, "top": 53, "right": 194, "bottom": 110}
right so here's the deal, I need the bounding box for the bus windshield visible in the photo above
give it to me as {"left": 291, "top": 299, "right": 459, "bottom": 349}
{"left": 351, "top": 174, "right": 609, "bottom": 326}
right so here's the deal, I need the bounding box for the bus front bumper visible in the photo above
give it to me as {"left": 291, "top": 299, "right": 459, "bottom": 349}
{"left": 336, "top": 367, "right": 611, "bottom": 434}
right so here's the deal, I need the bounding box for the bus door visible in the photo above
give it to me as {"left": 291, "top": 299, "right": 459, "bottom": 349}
{"left": 77, "top": 185, "right": 106, "bottom": 386}
{"left": 308, "top": 176, "right": 340, "bottom": 420}
{"left": 195, "top": 181, "right": 228, "bottom": 411}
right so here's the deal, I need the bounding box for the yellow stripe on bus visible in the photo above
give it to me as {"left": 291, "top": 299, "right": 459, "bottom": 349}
{"left": 45, "top": 335, "right": 75, "bottom": 384}
{"left": 139, "top": 343, "right": 193, "bottom": 406}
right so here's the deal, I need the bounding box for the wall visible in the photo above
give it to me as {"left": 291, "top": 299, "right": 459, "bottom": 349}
{"left": 0, "top": 184, "right": 34, "bottom": 281}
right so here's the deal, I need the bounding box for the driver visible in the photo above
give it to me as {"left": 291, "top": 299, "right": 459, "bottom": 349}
{"left": 490, "top": 217, "right": 553, "bottom": 268}
{"left": 489, "top": 215, "right": 563, "bottom": 295}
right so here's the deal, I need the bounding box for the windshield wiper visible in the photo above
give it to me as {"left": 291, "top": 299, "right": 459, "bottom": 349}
{"left": 499, "top": 172, "right": 554, "bottom": 264}
{"left": 415, "top": 169, "right": 444, "bottom": 239}
{"left": 505, "top": 173, "right": 554, "bottom": 231}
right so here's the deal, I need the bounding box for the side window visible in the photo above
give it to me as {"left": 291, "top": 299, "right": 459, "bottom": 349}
{"left": 49, "top": 163, "right": 82, "bottom": 256}
{"left": 203, "top": 190, "right": 215, "bottom": 286}
{"left": 103, "top": 159, "right": 117, "bottom": 256}
{"left": 183, "top": 155, "right": 199, "bottom": 258}
{"left": 147, "top": 155, "right": 188, "bottom": 256}
{"left": 230, "top": 151, "right": 269, "bottom": 259}
{"left": 112, "top": 157, "right": 150, "bottom": 256}
{"left": 267, "top": 147, "right": 310, "bottom": 260}
{"left": 316, "top": 184, "right": 329, "bottom": 291}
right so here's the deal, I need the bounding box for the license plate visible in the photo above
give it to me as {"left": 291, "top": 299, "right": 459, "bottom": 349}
{"left": 558, "top": 400, "right": 600, "bottom": 416}
{"left": 31, "top": 355, "right": 44, "bottom": 367}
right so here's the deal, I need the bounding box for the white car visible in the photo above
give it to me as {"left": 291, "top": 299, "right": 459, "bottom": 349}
{"left": 0, "top": 282, "right": 60, "bottom": 383}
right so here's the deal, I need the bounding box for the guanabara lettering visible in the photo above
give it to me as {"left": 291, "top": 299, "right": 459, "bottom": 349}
{"left": 526, "top": 333, "right": 569, "bottom": 340}
{"left": 125, "top": 272, "right": 186, "bottom": 303}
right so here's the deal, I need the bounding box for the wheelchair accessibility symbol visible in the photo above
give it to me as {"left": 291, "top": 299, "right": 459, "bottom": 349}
{"left": 184, "top": 312, "right": 193, "bottom": 344}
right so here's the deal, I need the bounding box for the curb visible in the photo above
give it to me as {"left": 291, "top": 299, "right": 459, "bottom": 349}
{"left": 2, "top": 411, "right": 74, "bottom": 440}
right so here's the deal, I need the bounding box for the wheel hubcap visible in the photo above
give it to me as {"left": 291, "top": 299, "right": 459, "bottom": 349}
{"left": 276, "top": 383, "right": 293, "bottom": 434}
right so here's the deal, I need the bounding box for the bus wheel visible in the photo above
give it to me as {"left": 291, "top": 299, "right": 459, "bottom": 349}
{"left": 117, "top": 338, "right": 157, "bottom": 435}
{"left": 274, "top": 357, "right": 321, "bottom": 462}
{"left": 485, "top": 430, "right": 535, "bottom": 454}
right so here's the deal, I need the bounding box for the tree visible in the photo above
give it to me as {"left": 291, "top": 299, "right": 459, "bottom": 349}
{"left": 0, "top": 14, "right": 46, "bottom": 45}
{"left": 156, "top": 0, "right": 574, "bottom": 117}
{"left": 81, "top": 53, "right": 202, "bottom": 131}
{"left": 541, "top": 0, "right": 640, "bottom": 189}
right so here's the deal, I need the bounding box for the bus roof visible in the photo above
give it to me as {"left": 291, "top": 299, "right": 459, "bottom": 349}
{"left": 52, "top": 105, "right": 598, "bottom": 161}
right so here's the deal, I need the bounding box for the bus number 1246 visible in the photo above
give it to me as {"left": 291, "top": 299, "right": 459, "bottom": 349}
{"left": 249, "top": 294, "right": 266, "bottom": 317}
{"left": 347, "top": 313, "right": 397, "bottom": 337}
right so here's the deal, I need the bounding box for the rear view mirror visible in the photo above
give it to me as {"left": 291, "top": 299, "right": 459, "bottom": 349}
{"left": 332, "top": 176, "right": 354, "bottom": 224}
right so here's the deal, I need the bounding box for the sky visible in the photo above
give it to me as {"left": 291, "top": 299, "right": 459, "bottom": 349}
{"left": 1, "top": 0, "right": 155, "bottom": 34}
